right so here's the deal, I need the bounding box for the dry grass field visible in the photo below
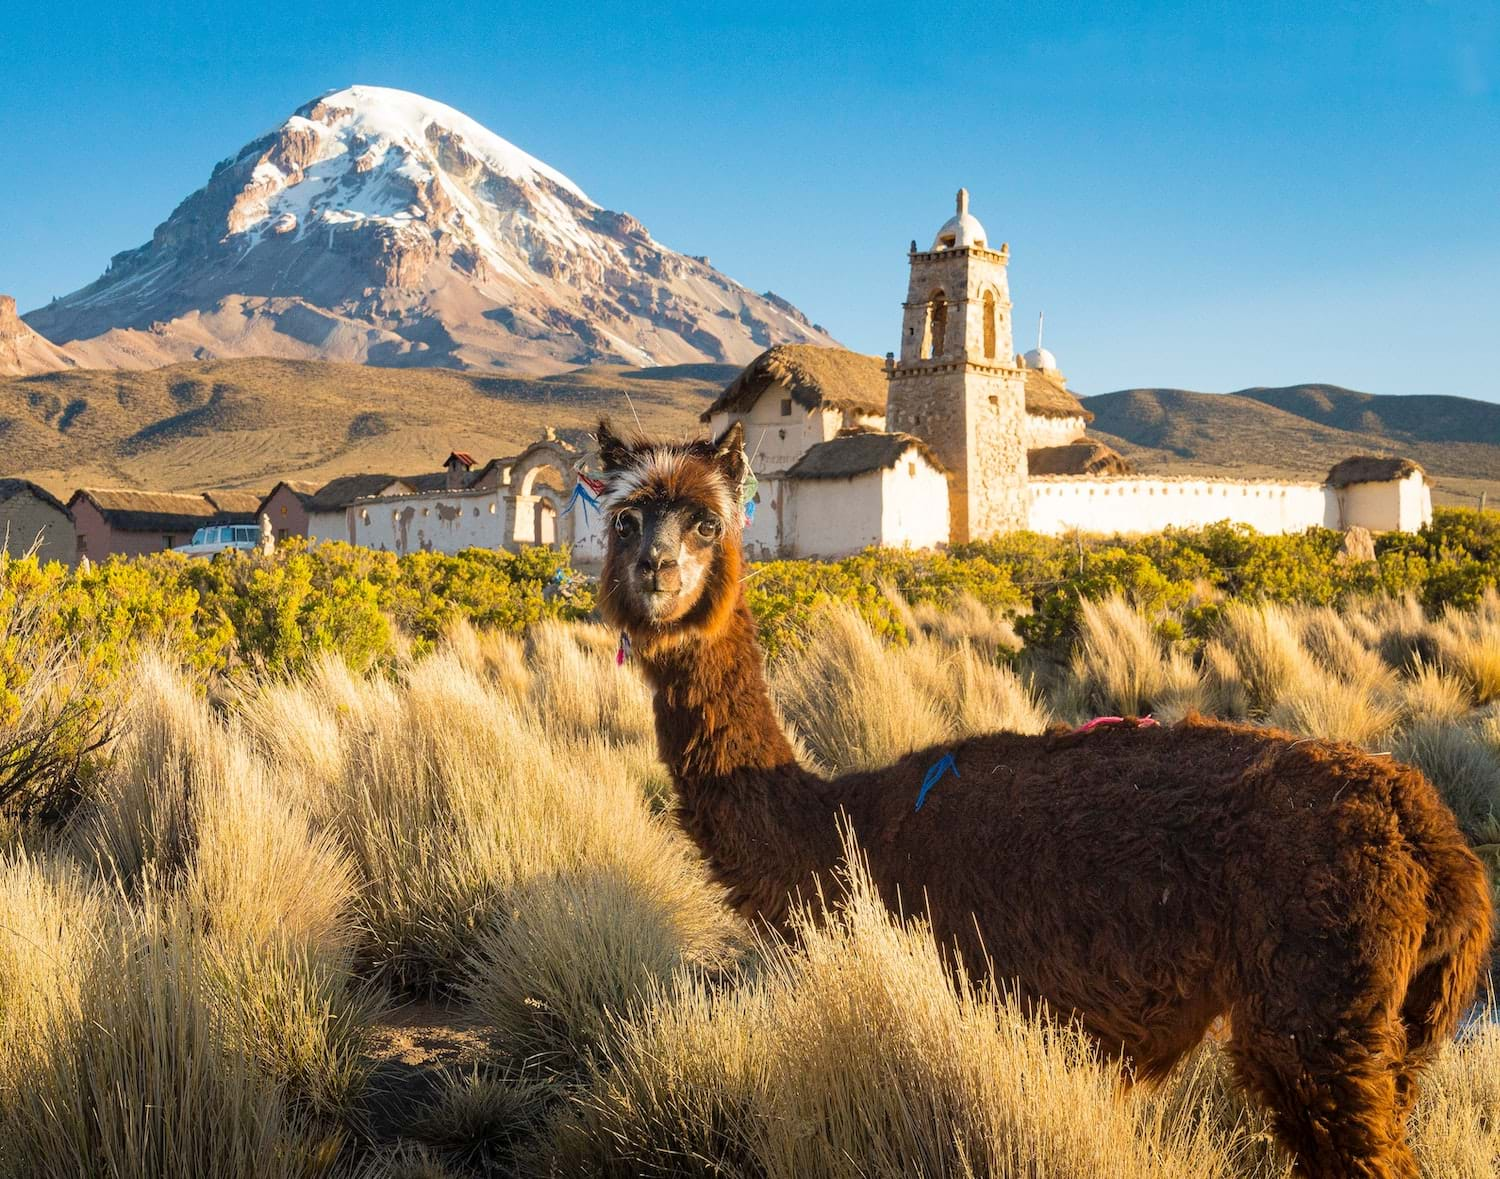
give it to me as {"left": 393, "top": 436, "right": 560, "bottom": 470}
{"left": 0, "top": 359, "right": 727, "bottom": 496}
{"left": 2, "top": 584, "right": 1498, "bottom": 1176}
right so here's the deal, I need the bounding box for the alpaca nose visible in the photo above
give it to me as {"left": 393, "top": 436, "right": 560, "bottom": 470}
{"left": 639, "top": 546, "right": 677, "bottom": 574}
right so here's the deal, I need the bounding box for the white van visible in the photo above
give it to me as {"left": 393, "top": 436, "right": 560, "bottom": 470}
{"left": 178, "top": 523, "right": 261, "bottom": 557}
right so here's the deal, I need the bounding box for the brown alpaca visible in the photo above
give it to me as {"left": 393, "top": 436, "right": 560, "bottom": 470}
{"left": 595, "top": 419, "right": 1494, "bottom": 1179}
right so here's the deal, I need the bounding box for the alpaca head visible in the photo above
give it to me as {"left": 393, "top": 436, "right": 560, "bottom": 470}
{"left": 597, "top": 419, "right": 749, "bottom": 650}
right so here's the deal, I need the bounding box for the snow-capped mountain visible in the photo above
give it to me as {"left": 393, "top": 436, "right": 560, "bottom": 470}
{"left": 26, "top": 86, "right": 835, "bottom": 372}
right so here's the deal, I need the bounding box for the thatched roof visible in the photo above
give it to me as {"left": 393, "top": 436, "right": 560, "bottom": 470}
{"left": 786, "top": 431, "right": 947, "bottom": 480}
{"left": 306, "top": 474, "right": 409, "bottom": 513}
{"left": 202, "top": 490, "right": 263, "bottom": 518}
{"left": 68, "top": 489, "right": 224, "bottom": 533}
{"left": 0, "top": 478, "right": 70, "bottom": 517}
{"left": 702, "top": 346, "right": 888, "bottom": 422}
{"left": 1326, "top": 456, "right": 1426, "bottom": 487}
{"left": 1023, "top": 368, "right": 1093, "bottom": 421}
{"left": 1027, "top": 440, "right": 1132, "bottom": 477}
{"left": 703, "top": 345, "right": 1092, "bottom": 425}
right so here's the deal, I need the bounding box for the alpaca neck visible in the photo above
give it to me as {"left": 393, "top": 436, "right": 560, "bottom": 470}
{"left": 639, "top": 599, "right": 837, "bottom": 927}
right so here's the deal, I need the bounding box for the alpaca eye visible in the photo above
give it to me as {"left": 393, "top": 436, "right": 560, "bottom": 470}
{"left": 614, "top": 512, "right": 639, "bottom": 538}
{"left": 695, "top": 517, "right": 722, "bottom": 540}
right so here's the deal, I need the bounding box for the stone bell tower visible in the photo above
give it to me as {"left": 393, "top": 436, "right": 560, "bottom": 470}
{"left": 885, "top": 189, "right": 1029, "bottom": 542}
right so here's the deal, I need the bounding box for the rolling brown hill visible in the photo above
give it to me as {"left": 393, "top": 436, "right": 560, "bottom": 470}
{"left": 0, "top": 358, "right": 735, "bottom": 495}
{"left": 1081, "top": 384, "right": 1500, "bottom": 507}
{"left": 6, "top": 362, "right": 1498, "bottom": 511}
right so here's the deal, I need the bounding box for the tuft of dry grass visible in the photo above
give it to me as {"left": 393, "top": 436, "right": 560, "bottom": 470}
{"left": 1395, "top": 721, "right": 1500, "bottom": 841}
{"left": 772, "top": 603, "right": 951, "bottom": 773}
{"left": 1433, "top": 590, "right": 1500, "bottom": 706}
{"left": 0, "top": 902, "right": 330, "bottom": 1179}
{"left": 1402, "top": 658, "right": 1476, "bottom": 726}
{"left": 773, "top": 603, "right": 1047, "bottom": 775}
{"left": 1266, "top": 661, "right": 1403, "bottom": 750}
{"left": 459, "top": 857, "right": 739, "bottom": 1065}
{"left": 552, "top": 837, "right": 1276, "bottom": 1179}
{"left": 885, "top": 585, "right": 1024, "bottom": 656}
{"left": 1069, "top": 594, "right": 1204, "bottom": 722}
{"left": 1205, "top": 603, "right": 1311, "bottom": 717}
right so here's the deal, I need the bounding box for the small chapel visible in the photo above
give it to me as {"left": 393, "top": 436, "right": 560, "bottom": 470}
{"left": 703, "top": 189, "right": 1431, "bottom": 560}
{"left": 319, "top": 190, "right": 1431, "bottom": 565}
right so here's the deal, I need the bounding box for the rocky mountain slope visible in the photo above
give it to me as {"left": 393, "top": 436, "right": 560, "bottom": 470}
{"left": 1082, "top": 383, "right": 1500, "bottom": 504}
{"left": 0, "top": 296, "right": 77, "bottom": 377}
{"left": 23, "top": 86, "right": 834, "bottom": 374}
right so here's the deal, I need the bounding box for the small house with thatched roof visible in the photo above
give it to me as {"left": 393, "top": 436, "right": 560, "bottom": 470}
{"left": 67, "top": 488, "right": 261, "bottom": 560}
{"left": 701, "top": 345, "right": 890, "bottom": 475}
{"left": 686, "top": 191, "right": 1432, "bottom": 556}
{"left": 0, "top": 479, "right": 75, "bottom": 565}
{"left": 764, "top": 431, "right": 949, "bottom": 559}
{"left": 1326, "top": 456, "right": 1431, "bottom": 533}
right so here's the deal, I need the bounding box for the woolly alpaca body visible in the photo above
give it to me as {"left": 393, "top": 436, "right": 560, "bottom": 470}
{"left": 597, "top": 422, "right": 1494, "bottom": 1179}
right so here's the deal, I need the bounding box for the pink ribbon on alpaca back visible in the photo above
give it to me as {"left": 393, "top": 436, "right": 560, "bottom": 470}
{"left": 1072, "top": 716, "right": 1160, "bottom": 734}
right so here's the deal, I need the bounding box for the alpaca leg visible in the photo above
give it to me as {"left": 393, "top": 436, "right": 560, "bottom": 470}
{"left": 1228, "top": 1012, "right": 1417, "bottom": 1179}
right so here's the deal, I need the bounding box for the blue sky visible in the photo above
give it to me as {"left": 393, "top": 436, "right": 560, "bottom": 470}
{"left": 3, "top": 1, "right": 1497, "bottom": 401}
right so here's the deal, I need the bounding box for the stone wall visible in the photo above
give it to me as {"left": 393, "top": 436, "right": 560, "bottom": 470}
{"left": 888, "top": 239, "right": 1028, "bottom": 543}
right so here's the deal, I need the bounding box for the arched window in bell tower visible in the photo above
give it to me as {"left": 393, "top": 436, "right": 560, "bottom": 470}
{"left": 982, "top": 289, "right": 997, "bottom": 359}
{"left": 922, "top": 289, "right": 947, "bottom": 360}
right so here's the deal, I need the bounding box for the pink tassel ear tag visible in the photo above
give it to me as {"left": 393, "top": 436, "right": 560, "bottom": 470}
{"left": 616, "top": 632, "right": 632, "bottom": 666}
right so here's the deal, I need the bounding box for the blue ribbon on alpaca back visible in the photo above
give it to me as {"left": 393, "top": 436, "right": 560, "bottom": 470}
{"left": 915, "top": 752, "right": 959, "bottom": 811}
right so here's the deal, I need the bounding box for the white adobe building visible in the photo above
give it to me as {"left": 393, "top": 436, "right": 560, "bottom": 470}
{"left": 703, "top": 189, "right": 1431, "bottom": 557}
{"left": 333, "top": 428, "right": 611, "bottom": 563}
{"left": 331, "top": 190, "right": 1431, "bottom": 564}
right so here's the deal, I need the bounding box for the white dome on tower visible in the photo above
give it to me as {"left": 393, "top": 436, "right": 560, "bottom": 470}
{"left": 932, "top": 187, "right": 988, "bottom": 250}
{"left": 1023, "top": 346, "right": 1058, "bottom": 371}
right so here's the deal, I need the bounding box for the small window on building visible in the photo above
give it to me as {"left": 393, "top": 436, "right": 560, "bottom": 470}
{"left": 780, "top": 398, "right": 793, "bottom": 417}
{"left": 279, "top": 504, "right": 287, "bottom": 517}
{"left": 988, "top": 395, "right": 998, "bottom": 407}
{"left": 489, "top": 503, "right": 497, "bottom": 514}
{"left": 277, "top": 528, "right": 288, "bottom": 541}
{"left": 163, "top": 536, "right": 174, "bottom": 549}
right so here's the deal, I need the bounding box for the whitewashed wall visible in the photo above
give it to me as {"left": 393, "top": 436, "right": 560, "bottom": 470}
{"left": 1027, "top": 477, "right": 1335, "bottom": 536}
{"left": 708, "top": 388, "right": 846, "bottom": 474}
{"left": 778, "top": 447, "right": 949, "bottom": 559}
{"left": 880, "top": 453, "right": 951, "bottom": 551}
{"left": 741, "top": 475, "right": 784, "bottom": 561}
{"left": 1334, "top": 473, "right": 1432, "bottom": 533}
{"left": 352, "top": 488, "right": 506, "bottom": 555}
{"left": 783, "top": 473, "right": 886, "bottom": 558}
{"left": 307, "top": 511, "right": 353, "bottom": 545}
{"left": 567, "top": 501, "right": 609, "bottom": 567}
{"left": 1024, "top": 414, "right": 1090, "bottom": 448}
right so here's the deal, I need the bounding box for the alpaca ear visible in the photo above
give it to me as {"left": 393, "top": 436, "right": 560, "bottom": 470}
{"left": 712, "top": 420, "right": 748, "bottom": 491}
{"left": 596, "top": 419, "right": 633, "bottom": 472}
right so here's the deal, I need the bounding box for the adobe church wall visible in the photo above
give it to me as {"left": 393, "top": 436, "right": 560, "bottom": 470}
{"left": 1026, "top": 476, "right": 1334, "bottom": 535}
{"left": 1024, "top": 414, "right": 1090, "bottom": 449}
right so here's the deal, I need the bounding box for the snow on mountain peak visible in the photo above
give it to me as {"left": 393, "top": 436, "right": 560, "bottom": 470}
{"left": 25, "top": 87, "right": 836, "bottom": 374}
{"left": 308, "top": 85, "right": 592, "bottom": 204}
